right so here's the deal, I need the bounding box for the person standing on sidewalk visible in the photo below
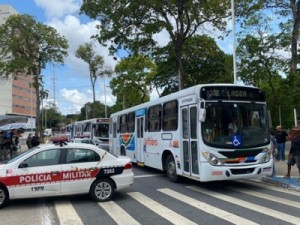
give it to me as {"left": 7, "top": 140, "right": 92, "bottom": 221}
{"left": 284, "top": 126, "right": 300, "bottom": 180}
{"left": 26, "top": 133, "right": 32, "bottom": 149}
{"left": 31, "top": 132, "right": 40, "bottom": 147}
{"left": 274, "top": 125, "right": 288, "bottom": 161}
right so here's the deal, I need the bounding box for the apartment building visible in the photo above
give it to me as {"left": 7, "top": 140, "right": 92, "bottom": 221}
{"left": 0, "top": 5, "right": 36, "bottom": 126}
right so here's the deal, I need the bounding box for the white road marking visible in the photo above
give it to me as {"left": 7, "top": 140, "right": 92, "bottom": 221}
{"left": 240, "top": 179, "right": 300, "bottom": 196}
{"left": 229, "top": 186, "right": 300, "bottom": 208}
{"left": 55, "top": 200, "right": 83, "bottom": 225}
{"left": 134, "top": 174, "right": 163, "bottom": 178}
{"left": 158, "top": 188, "right": 258, "bottom": 225}
{"left": 99, "top": 201, "right": 141, "bottom": 225}
{"left": 187, "top": 185, "right": 300, "bottom": 224}
{"left": 127, "top": 192, "right": 197, "bottom": 225}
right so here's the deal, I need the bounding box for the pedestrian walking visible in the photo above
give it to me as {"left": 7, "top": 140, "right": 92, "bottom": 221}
{"left": 284, "top": 126, "right": 300, "bottom": 181}
{"left": 274, "top": 125, "right": 288, "bottom": 161}
{"left": 26, "top": 133, "right": 32, "bottom": 149}
{"left": 31, "top": 132, "right": 40, "bottom": 147}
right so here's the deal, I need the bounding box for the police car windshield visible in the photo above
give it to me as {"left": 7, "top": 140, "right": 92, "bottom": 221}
{"left": 7, "top": 147, "right": 38, "bottom": 164}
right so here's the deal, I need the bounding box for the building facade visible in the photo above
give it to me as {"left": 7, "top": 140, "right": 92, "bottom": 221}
{"left": 0, "top": 5, "right": 36, "bottom": 125}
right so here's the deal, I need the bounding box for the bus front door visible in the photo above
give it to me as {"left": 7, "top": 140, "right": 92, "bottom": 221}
{"left": 136, "top": 116, "right": 144, "bottom": 166}
{"left": 112, "top": 121, "right": 119, "bottom": 155}
{"left": 181, "top": 105, "right": 199, "bottom": 177}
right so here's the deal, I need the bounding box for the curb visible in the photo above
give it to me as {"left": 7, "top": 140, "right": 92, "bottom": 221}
{"left": 262, "top": 176, "right": 300, "bottom": 191}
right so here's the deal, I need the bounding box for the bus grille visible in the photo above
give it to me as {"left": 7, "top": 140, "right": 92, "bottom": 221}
{"left": 230, "top": 168, "right": 255, "bottom": 174}
{"left": 219, "top": 149, "right": 262, "bottom": 158}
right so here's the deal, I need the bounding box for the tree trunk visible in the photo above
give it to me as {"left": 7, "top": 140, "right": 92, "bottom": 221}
{"left": 291, "top": 1, "right": 300, "bottom": 73}
{"left": 33, "top": 75, "right": 42, "bottom": 137}
{"left": 175, "top": 46, "right": 185, "bottom": 90}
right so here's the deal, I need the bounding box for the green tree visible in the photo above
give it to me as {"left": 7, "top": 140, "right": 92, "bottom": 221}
{"left": 77, "top": 101, "right": 111, "bottom": 120}
{"left": 153, "top": 35, "right": 233, "bottom": 96}
{"left": 235, "top": 6, "right": 297, "bottom": 128}
{"left": 110, "top": 55, "right": 155, "bottom": 110}
{"left": 263, "top": 0, "right": 300, "bottom": 74}
{"left": 80, "top": 0, "right": 229, "bottom": 90}
{"left": 41, "top": 104, "right": 63, "bottom": 130}
{"left": 76, "top": 42, "right": 113, "bottom": 103}
{"left": 0, "top": 14, "right": 68, "bottom": 135}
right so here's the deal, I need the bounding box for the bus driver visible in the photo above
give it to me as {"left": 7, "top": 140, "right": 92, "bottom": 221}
{"left": 228, "top": 116, "right": 239, "bottom": 135}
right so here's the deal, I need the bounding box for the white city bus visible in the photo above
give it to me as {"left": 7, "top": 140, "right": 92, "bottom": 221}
{"left": 69, "top": 118, "right": 110, "bottom": 150}
{"left": 109, "top": 84, "right": 273, "bottom": 182}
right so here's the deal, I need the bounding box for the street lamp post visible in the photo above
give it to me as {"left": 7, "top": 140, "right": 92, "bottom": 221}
{"left": 231, "top": 0, "right": 237, "bottom": 84}
{"left": 45, "top": 106, "right": 47, "bottom": 129}
{"left": 30, "top": 82, "right": 33, "bottom": 132}
{"left": 29, "top": 74, "right": 42, "bottom": 132}
{"left": 104, "top": 77, "right": 107, "bottom": 118}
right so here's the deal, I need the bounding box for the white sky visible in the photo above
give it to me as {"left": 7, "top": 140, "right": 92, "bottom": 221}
{"left": 2, "top": 0, "right": 234, "bottom": 115}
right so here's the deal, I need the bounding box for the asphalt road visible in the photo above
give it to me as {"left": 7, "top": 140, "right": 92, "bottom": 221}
{"left": 1, "top": 165, "right": 300, "bottom": 225}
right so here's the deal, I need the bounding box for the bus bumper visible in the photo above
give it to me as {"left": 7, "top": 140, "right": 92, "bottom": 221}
{"left": 199, "top": 160, "right": 273, "bottom": 182}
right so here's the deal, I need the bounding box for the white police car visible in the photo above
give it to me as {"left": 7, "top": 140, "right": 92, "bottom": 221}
{"left": 71, "top": 138, "right": 98, "bottom": 145}
{"left": 0, "top": 140, "right": 134, "bottom": 208}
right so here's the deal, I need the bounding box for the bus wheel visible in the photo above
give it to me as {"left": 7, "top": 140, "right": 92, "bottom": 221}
{"left": 166, "top": 155, "right": 179, "bottom": 182}
{"left": 120, "top": 147, "right": 126, "bottom": 156}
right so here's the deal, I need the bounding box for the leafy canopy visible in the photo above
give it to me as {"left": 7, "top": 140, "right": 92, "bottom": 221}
{"left": 0, "top": 14, "right": 68, "bottom": 77}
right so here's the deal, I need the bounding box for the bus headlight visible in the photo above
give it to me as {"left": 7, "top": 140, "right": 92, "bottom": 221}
{"left": 202, "top": 152, "right": 223, "bottom": 166}
{"left": 260, "top": 148, "right": 272, "bottom": 163}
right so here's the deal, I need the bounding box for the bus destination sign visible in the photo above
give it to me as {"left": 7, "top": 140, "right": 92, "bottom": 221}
{"left": 200, "top": 86, "right": 265, "bottom": 101}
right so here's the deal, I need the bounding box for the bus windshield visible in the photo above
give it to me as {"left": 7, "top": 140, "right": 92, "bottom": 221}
{"left": 201, "top": 102, "right": 269, "bottom": 148}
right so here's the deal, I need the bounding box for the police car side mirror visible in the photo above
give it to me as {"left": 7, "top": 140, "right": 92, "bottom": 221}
{"left": 199, "top": 108, "right": 206, "bottom": 122}
{"left": 18, "top": 162, "right": 29, "bottom": 168}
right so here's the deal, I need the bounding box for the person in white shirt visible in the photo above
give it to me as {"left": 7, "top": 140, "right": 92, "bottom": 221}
{"left": 228, "top": 116, "right": 239, "bottom": 135}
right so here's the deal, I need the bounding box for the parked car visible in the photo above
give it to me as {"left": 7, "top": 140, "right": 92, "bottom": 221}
{"left": 0, "top": 141, "right": 134, "bottom": 208}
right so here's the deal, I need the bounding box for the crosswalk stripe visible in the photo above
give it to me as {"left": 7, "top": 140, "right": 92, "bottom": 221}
{"left": 187, "top": 185, "right": 300, "bottom": 224}
{"left": 99, "top": 201, "right": 140, "bottom": 225}
{"left": 54, "top": 200, "right": 83, "bottom": 225}
{"left": 240, "top": 179, "right": 300, "bottom": 196}
{"left": 229, "top": 186, "right": 300, "bottom": 208}
{"left": 134, "top": 174, "right": 163, "bottom": 178}
{"left": 127, "top": 192, "right": 197, "bottom": 225}
{"left": 158, "top": 188, "right": 258, "bottom": 225}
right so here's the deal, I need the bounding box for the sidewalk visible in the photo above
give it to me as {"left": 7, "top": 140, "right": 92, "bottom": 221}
{"left": 262, "top": 141, "right": 300, "bottom": 191}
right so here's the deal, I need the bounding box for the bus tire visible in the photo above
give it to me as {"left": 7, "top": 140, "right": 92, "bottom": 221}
{"left": 120, "top": 146, "right": 126, "bottom": 156}
{"left": 166, "top": 155, "right": 179, "bottom": 182}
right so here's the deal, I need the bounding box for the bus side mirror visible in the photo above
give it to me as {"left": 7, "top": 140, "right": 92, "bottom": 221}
{"left": 199, "top": 109, "right": 206, "bottom": 122}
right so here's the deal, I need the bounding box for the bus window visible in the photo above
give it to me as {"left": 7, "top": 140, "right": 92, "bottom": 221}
{"left": 148, "top": 104, "right": 162, "bottom": 132}
{"left": 119, "top": 114, "right": 127, "bottom": 133}
{"left": 127, "top": 112, "right": 135, "bottom": 133}
{"left": 202, "top": 102, "right": 269, "bottom": 148}
{"left": 163, "top": 100, "right": 178, "bottom": 131}
{"left": 182, "top": 108, "right": 188, "bottom": 139}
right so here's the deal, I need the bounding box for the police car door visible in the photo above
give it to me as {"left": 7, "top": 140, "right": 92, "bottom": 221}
{"left": 61, "top": 148, "right": 100, "bottom": 194}
{"left": 13, "top": 149, "right": 62, "bottom": 198}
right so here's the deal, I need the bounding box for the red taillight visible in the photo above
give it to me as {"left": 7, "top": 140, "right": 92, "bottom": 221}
{"left": 124, "top": 162, "right": 133, "bottom": 170}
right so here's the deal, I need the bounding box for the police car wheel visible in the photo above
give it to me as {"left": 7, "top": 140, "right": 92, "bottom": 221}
{"left": 166, "top": 155, "right": 179, "bottom": 183}
{"left": 0, "top": 185, "right": 8, "bottom": 209}
{"left": 90, "top": 178, "right": 114, "bottom": 202}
